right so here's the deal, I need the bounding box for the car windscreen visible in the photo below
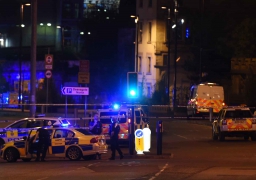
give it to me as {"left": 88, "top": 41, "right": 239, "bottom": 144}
{"left": 225, "top": 110, "right": 252, "bottom": 118}
{"left": 75, "top": 129, "right": 93, "bottom": 135}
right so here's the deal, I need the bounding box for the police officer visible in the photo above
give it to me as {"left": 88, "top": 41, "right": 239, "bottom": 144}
{"left": 89, "top": 113, "right": 102, "bottom": 135}
{"left": 33, "top": 128, "right": 50, "bottom": 162}
{"left": 109, "top": 117, "right": 124, "bottom": 160}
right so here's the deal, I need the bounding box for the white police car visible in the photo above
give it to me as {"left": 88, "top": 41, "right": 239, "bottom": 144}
{"left": 0, "top": 127, "right": 108, "bottom": 162}
{"left": 0, "top": 117, "right": 70, "bottom": 147}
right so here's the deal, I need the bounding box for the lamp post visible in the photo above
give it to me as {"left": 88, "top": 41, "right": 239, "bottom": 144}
{"left": 162, "top": 7, "right": 171, "bottom": 105}
{"left": 30, "top": 0, "right": 37, "bottom": 117}
{"left": 173, "top": 0, "right": 178, "bottom": 109}
{"left": 19, "top": 3, "right": 30, "bottom": 111}
{"left": 131, "top": 15, "right": 139, "bottom": 72}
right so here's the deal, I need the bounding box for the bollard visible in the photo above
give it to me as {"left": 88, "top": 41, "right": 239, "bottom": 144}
{"left": 209, "top": 107, "right": 213, "bottom": 122}
{"left": 156, "top": 120, "right": 162, "bottom": 155}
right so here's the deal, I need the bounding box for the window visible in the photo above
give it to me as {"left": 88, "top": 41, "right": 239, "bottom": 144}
{"left": 28, "top": 120, "right": 42, "bottom": 128}
{"left": 147, "top": 86, "right": 151, "bottom": 98}
{"left": 138, "top": 22, "right": 143, "bottom": 43}
{"left": 148, "top": 0, "right": 152, "bottom": 7}
{"left": 63, "top": 3, "right": 71, "bottom": 19}
{"left": 147, "top": 57, "right": 151, "bottom": 73}
{"left": 74, "top": 3, "right": 79, "bottom": 18}
{"left": 138, "top": 56, "right": 142, "bottom": 73}
{"left": 9, "top": 120, "right": 28, "bottom": 128}
{"left": 139, "top": 0, "right": 143, "bottom": 8}
{"left": 163, "top": 55, "right": 168, "bottom": 66}
{"left": 148, "top": 22, "right": 152, "bottom": 43}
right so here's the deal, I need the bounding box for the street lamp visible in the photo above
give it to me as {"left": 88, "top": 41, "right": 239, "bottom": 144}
{"left": 130, "top": 15, "right": 139, "bottom": 72}
{"left": 19, "top": 3, "right": 30, "bottom": 111}
{"left": 173, "top": 0, "right": 178, "bottom": 109}
{"left": 161, "top": 7, "right": 171, "bottom": 105}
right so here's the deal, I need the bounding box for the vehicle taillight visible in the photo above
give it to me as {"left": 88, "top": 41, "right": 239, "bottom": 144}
{"left": 90, "top": 137, "right": 98, "bottom": 143}
{"left": 222, "top": 119, "right": 227, "bottom": 125}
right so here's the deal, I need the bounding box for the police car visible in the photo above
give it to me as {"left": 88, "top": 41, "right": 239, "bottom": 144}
{"left": 0, "top": 126, "right": 108, "bottom": 162}
{"left": 0, "top": 117, "right": 71, "bottom": 147}
{"left": 212, "top": 106, "right": 256, "bottom": 141}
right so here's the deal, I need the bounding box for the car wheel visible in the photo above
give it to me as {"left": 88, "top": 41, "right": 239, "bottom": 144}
{"left": 244, "top": 136, "right": 249, "bottom": 141}
{"left": 218, "top": 131, "right": 225, "bottom": 141}
{"left": 251, "top": 133, "right": 256, "bottom": 141}
{"left": 22, "top": 158, "right": 31, "bottom": 162}
{"left": 212, "top": 126, "right": 218, "bottom": 140}
{"left": 5, "top": 148, "right": 19, "bottom": 162}
{"left": 66, "top": 146, "right": 82, "bottom": 161}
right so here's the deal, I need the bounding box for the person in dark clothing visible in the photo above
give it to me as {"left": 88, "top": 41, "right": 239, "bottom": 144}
{"left": 109, "top": 118, "right": 124, "bottom": 160}
{"left": 33, "top": 128, "right": 50, "bottom": 162}
{"left": 89, "top": 113, "right": 102, "bottom": 135}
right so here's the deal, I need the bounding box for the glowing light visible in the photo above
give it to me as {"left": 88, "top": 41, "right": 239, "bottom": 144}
{"left": 113, "top": 104, "right": 120, "bottom": 110}
{"left": 47, "top": 23, "right": 51, "bottom": 26}
{"left": 40, "top": 23, "right": 44, "bottom": 26}
{"left": 172, "top": 24, "right": 176, "bottom": 29}
{"left": 80, "top": 32, "right": 84, "bottom": 35}
{"left": 56, "top": 26, "right": 61, "bottom": 28}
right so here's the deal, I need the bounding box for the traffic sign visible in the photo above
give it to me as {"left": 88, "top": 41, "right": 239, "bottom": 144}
{"left": 45, "top": 70, "right": 52, "bottom": 79}
{"left": 78, "top": 72, "right": 90, "bottom": 84}
{"left": 45, "top": 54, "right": 53, "bottom": 70}
{"left": 79, "top": 60, "right": 89, "bottom": 72}
{"left": 61, "top": 87, "right": 89, "bottom": 95}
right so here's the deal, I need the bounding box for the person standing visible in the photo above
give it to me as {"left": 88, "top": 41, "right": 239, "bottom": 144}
{"left": 89, "top": 113, "right": 102, "bottom": 135}
{"left": 33, "top": 128, "right": 50, "bottom": 162}
{"left": 109, "top": 118, "right": 124, "bottom": 160}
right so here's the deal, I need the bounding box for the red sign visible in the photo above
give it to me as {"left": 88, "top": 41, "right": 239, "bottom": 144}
{"left": 79, "top": 60, "right": 89, "bottom": 72}
{"left": 45, "top": 54, "right": 53, "bottom": 70}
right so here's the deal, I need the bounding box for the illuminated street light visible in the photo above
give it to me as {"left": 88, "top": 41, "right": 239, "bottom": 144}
{"left": 173, "top": 0, "right": 178, "bottom": 109}
{"left": 130, "top": 15, "right": 139, "bottom": 72}
{"left": 161, "top": 6, "right": 171, "bottom": 105}
{"left": 19, "top": 3, "right": 31, "bottom": 111}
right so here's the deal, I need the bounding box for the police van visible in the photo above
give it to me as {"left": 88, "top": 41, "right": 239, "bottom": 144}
{"left": 0, "top": 117, "right": 70, "bottom": 147}
{"left": 97, "top": 106, "right": 148, "bottom": 143}
{"left": 187, "top": 83, "right": 225, "bottom": 118}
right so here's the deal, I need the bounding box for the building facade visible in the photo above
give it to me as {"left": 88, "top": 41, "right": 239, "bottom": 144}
{"left": 135, "top": 0, "right": 194, "bottom": 105}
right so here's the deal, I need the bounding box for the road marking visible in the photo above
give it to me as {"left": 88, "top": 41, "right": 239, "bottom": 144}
{"left": 149, "top": 163, "right": 168, "bottom": 180}
{"left": 87, "top": 162, "right": 100, "bottom": 167}
{"left": 36, "top": 177, "right": 48, "bottom": 180}
{"left": 173, "top": 133, "right": 188, "bottom": 139}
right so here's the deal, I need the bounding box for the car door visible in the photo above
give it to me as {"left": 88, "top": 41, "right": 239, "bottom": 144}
{"left": 49, "top": 129, "right": 66, "bottom": 157}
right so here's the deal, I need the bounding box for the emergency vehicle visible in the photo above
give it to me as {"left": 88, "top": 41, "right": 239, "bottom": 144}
{"left": 212, "top": 106, "right": 256, "bottom": 141}
{"left": 0, "top": 127, "right": 108, "bottom": 162}
{"left": 97, "top": 106, "right": 148, "bottom": 143}
{"left": 187, "top": 83, "right": 225, "bottom": 118}
{"left": 0, "top": 117, "right": 70, "bottom": 147}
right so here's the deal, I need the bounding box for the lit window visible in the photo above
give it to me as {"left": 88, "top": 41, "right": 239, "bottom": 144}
{"left": 148, "top": 22, "right": 151, "bottom": 43}
{"left": 138, "top": 56, "right": 142, "bottom": 73}
{"left": 147, "top": 57, "right": 151, "bottom": 73}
